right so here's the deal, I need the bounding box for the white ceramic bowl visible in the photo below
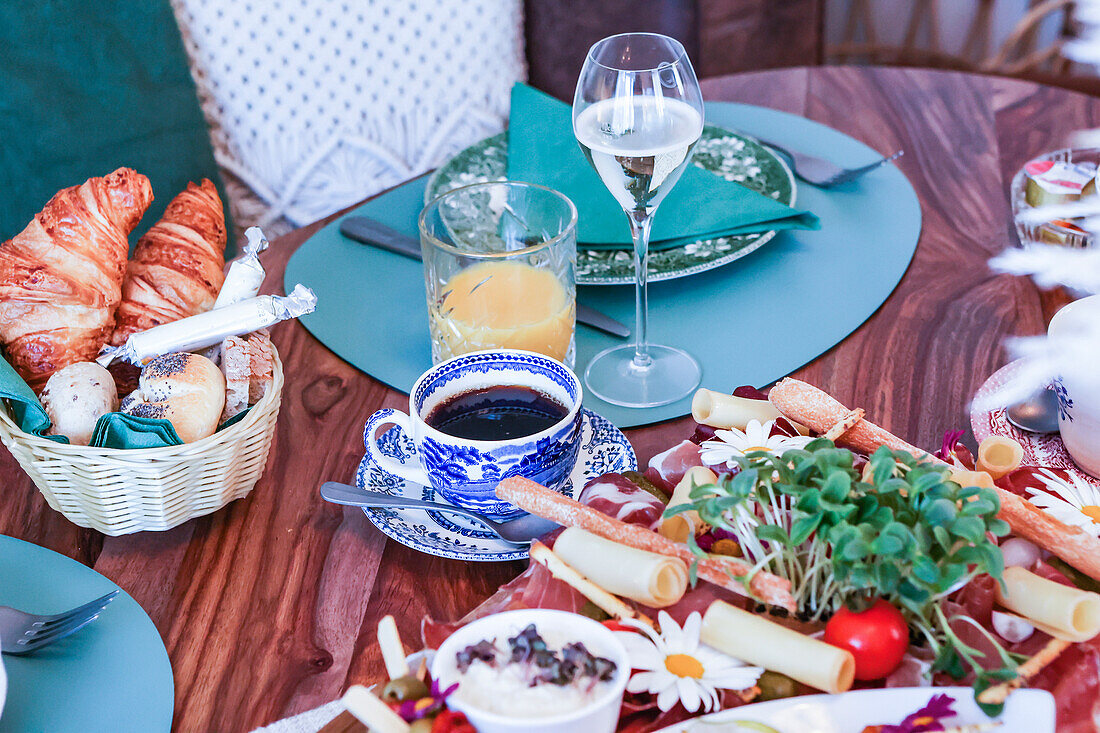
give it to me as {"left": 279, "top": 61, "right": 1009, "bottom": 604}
{"left": 431, "top": 609, "right": 629, "bottom": 733}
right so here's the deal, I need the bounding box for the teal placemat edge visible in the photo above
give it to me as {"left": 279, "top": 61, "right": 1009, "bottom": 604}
{"left": 286, "top": 102, "right": 922, "bottom": 429}
{"left": 0, "top": 535, "right": 173, "bottom": 733}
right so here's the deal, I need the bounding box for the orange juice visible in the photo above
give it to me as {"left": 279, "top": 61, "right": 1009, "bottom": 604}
{"left": 430, "top": 260, "right": 575, "bottom": 363}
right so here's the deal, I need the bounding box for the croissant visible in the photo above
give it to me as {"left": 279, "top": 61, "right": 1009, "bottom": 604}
{"left": 0, "top": 167, "right": 153, "bottom": 392}
{"left": 109, "top": 179, "right": 227, "bottom": 347}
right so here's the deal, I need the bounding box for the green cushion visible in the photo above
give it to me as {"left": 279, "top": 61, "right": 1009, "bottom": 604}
{"left": 0, "top": 1, "right": 234, "bottom": 253}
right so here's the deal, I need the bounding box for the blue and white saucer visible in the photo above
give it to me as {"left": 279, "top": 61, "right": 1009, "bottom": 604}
{"left": 354, "top": 409, "right": 637, "bottom": 561}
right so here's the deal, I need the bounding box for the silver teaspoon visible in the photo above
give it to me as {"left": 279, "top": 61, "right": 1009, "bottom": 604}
{"left": 1006, "top": 386, "right": 1061, "bottom": 434}
{"left": 319, "top": 481, "right": 560, "bottom": 546}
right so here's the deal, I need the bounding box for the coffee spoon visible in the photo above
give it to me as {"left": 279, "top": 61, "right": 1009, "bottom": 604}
{"left": 318, "top": 481, "right": 560, "bottom": 546}
{"left": 1005, "top": 386, "right": 1061, "bottom": 434}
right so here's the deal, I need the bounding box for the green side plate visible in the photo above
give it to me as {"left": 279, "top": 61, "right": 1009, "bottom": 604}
{"left": 425, "top": 126, "right": 796, "bottom": 285}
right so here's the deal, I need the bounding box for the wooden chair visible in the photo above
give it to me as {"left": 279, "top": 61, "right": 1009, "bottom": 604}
{"left": 829, "top": 0, "right": 1077, "bottom": 77}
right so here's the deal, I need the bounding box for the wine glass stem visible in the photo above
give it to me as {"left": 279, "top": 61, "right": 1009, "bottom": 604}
{"left": 628, "top": 211, "right": 654, "bottom": 370}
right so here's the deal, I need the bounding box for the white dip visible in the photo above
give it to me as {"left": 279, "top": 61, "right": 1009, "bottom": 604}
{"left": 437, "top": 624, "right": 618, "bottom": 719}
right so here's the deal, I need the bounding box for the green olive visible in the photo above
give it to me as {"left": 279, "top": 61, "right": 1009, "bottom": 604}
{"left": 755, "top": 670, "right": 797, "bottom": 701}
{"left": 409, "top": 718, "right": 435, "bottom": 733}
{"left": 577, "top": 600, "right": 611, "bottom": 622}
{"left": 380, "top": 675, "right": 430, "bottom": 702}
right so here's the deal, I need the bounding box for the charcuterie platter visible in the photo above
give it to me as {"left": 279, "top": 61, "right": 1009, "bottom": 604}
{"left": 330, "top": 379, "right": 1100, "bottom": 733}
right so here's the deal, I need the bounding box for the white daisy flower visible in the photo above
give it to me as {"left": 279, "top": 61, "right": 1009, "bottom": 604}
{"left": 615, "top": 611, "right": 763, "bottom": 713}
{"left": 699, "top": 419, "right": 813, "bottom": 469}
{"left": 1026, "top": 468, "right": 1100, "bottom": 538}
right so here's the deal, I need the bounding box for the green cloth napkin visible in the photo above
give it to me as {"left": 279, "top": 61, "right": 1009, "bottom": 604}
{"left": 88, "top": 414, "right": 183, "bottom": 449}
{"left": 0, "top": 354, "right": 58, "bottom": 441}
{"left": 0, "top": 1, "right": 234, "bottom": 254}
{"left": 506, "top": 83, "right": 819, "bottom": 249}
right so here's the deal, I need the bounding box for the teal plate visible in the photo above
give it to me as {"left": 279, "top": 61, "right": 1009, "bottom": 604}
{"left": 0, "top": 536, "right": 173, "bottom": 733}
{"left": 425, "top": 125, "right": 797, "bottom": 285}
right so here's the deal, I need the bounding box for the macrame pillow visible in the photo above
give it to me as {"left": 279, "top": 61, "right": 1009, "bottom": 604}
{"left": 171, "top": 0, "right": 525, "bottom": 230}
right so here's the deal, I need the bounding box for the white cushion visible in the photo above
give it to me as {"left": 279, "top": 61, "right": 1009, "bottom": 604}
{"left": 173, "top": 0, "right": 525, "bottom": 226}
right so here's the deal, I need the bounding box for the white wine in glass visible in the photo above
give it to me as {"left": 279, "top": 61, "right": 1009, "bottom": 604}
{"left": 573, "top": 33, "right": 704, "bottom": 408}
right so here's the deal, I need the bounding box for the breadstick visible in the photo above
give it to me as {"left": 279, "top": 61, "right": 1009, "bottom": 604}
{"left": 530, "top": 541, "right": 654, "bottom": 628}
{"left": 377, "top": 615, "right": 409, "bottom": 680}
{"left": 824, "top": 408, "right": 865, "bottom": 442}
{"left": 497, "top": 477, "right": 795, "bottom": 611}
{"left": 341, "top": 686, "right": 409, "bottom": 733}
{"left": 994, "top": 488, "right": 1100, "bottom": 581}
{"left": 770, "top": 378, "right": 1100, "bottom": 582}
{"left": 768, "top": 378, "right": 931, "bottom": 458}
{"left": 976, "top": 636, "right": 1072, "bottom": 705}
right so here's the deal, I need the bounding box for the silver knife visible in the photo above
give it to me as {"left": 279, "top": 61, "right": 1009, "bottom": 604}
{"left": 339, "top": 215, "right": 630, "bottom": 339}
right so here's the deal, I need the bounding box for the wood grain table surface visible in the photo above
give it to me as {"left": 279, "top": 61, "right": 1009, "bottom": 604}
{"left": 0, "top": 66, "right": 1087, "bottom": 730}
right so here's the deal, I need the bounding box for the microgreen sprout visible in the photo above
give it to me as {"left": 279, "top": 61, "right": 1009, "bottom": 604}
{"left": 666, "top": 439, "right": 1016, "bottom": 712}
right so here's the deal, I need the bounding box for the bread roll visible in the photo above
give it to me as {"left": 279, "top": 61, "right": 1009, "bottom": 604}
{"left": 220, "top": 336, "right": 250, "bottom": 421}
{"left": 40, "top": 362, "right": 119, "bottom": 445}
{"left": 246, "top": 331, "right": 274, "bottom": 403}
{"left": 123, "top": 352, "right": 225, "bottom": 442}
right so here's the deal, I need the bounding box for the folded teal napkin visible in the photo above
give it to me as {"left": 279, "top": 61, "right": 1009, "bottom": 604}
{"left": 0, "top": 354, "right": 59, "bottom": 441}
{"left": 88, "top": 413, "right": 183, "bottom": 449}
{"left": 506, "top": 83, "right": 819, "bottom": 249}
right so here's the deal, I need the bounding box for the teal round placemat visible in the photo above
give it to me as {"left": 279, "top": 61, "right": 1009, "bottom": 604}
{"left": 0, "top": 535, "right": 173, "bottom": 732}
{"left": 285, "top": 102, "right": 921, "bottom": 429}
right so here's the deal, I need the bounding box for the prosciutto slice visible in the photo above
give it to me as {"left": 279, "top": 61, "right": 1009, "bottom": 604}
{"left": 578, "top": 473, "right": 665, "bottom": 530}
{"left": 648, "top": 440, "right": 703, "bottom": 487}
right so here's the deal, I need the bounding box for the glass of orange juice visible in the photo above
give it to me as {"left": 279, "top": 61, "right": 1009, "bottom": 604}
{"left": 419, "top": 182, "right": 578, "bottom": 367}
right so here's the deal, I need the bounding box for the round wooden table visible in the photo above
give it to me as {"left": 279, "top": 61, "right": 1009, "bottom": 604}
{"left": 0, "top": 66, "right": 1087, "bottom": 731}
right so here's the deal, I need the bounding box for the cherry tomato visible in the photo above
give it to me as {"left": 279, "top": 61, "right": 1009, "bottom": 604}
{"left": 823, "top": 598, "right": 909, "bottom": 681}
{"left": 432, "top": 710, "right": 476, "bottom": 733}
{"left": 602, "top": 619, "right": 635, "bottom": 633}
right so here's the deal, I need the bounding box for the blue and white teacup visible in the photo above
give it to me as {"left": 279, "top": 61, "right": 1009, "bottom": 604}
{"left": 363, "top": 349, "right": 583, "bottom": 519}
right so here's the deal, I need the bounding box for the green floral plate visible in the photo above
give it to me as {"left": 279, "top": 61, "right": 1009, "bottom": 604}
{"left": 424, "top": 125, "right": 797, "bottom": 285}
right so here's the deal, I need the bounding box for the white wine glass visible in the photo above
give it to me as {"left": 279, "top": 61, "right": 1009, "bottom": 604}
{"left": 573, "top": 33, "right": 703, "bottom": 408}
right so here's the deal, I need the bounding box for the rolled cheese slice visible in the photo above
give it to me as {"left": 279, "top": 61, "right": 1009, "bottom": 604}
{"left": 553, "top": 527, "right": 689, "bottom": 608}
{"left": 995, "top": 566, "right": 1100, "bottom": 642}
{"left": 949, "top": 469, "right": 997, "bottom": 490}
{"left": 701, "top": 601, "right": 855, "bottom": 694}
{"left": 692, "top": 389, "right": 809, "bottom": 434}
{"left": 659, "top": 466, "right": 717, "bottom": 543}
{"left": 693, "top": 389, "right": 784, "bottom": 428}
{"left": 977, "top": 436, "right": 1024, "bottom": 481}
{"left": 341, "top": 686, "right": 410, "bottom": 733}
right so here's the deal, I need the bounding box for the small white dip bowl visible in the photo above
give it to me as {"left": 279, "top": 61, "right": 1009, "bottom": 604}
{"left": 431, "top": 608, "right": 629, "bottom": 733}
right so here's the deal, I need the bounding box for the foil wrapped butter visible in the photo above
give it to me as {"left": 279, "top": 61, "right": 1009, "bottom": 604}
{"left": 215, "top": 226, "right": 269, "bottom": 308}
{"left": 98, "top": 285, "right": 317, "bottom": 367}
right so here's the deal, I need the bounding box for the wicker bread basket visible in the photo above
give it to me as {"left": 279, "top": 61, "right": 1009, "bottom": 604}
{"left": 0, "top": 346, "right": 283, "bottom": 536}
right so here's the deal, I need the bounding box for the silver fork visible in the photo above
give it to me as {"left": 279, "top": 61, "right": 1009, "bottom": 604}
{"left": 752, "top": 135, "right": 904, "bottom": 187}
{"left": 0, "top": 590, "right": 119, "bottom": 655}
